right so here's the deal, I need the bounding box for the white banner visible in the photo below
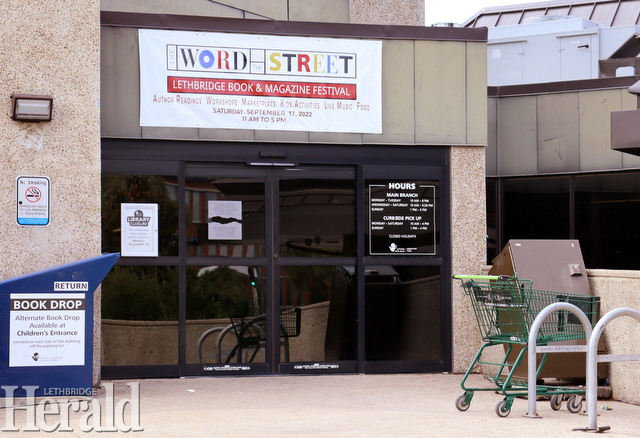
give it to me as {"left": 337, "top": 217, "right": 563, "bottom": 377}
{"left": 139, "top": 29, "right": 382, "bottom": 133}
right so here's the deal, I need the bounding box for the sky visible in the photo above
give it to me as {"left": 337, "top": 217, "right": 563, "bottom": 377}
{"left": 424, "top": 0, "right": 549, "bottom": 26}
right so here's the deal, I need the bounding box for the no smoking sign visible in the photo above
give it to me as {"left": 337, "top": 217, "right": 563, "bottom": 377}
{"left": 17, "top": 176, "right": 50, "bottom": 226}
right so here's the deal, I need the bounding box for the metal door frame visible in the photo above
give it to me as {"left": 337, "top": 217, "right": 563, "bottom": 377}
{"left": 101, "top": 140, "right": 451, "bottom": 378}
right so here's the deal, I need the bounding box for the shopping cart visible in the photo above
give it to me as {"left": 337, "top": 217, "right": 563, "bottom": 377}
{"left": 453, "top": 274, "right": 600, "bottom": 417}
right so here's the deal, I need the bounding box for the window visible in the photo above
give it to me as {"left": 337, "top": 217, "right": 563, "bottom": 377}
{"left": 503, "top": 176, "right": 570, "bottom": 241}
{"left": 575, "top": 172, "right": 640, "bottom": 269}
{"left": 492, "top": 171, "right": 640, "bottom": 269}
{"left": 102, "top": 175, "right": 179, "bottom": 257}
{"left": 101, "top": 174, "right": 179, "bottom": 366}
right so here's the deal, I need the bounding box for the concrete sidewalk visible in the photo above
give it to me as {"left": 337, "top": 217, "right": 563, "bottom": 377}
{"left": 2, "top": 373, "right": 639, "bottom": 437}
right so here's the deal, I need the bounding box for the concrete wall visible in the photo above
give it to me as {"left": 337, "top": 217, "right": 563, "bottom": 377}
{"left": 589, "top": 270, "right": 640, "bottom": 405}
{"left": 102, "top": 302, "right": 329, "bottom": 365}
{"left": 0, "top": 2, "right": 101, "bottom": 382}
{"left": 446, "top": 41, "right": 489, "bottom": 373}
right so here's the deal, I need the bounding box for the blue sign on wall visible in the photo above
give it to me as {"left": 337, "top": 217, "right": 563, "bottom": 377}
{"left": 0, "top": 253, "right": 119, "bottom": 397}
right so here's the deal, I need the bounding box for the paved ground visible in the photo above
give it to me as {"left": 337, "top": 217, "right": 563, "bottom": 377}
{"left": 0, "top": 373, "right": 638, "bottom": 437}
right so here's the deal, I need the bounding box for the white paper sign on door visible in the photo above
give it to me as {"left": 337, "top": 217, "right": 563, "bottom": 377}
{"left": 208, "top": 200, "right": 242, "bottom": 240}
{"left": 121, "top": 203, "right": 159, "bottom": 256}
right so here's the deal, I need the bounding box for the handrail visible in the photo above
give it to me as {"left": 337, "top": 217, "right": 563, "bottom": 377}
{"left": 453, "top": 274, "right": 503, "bottom": 280}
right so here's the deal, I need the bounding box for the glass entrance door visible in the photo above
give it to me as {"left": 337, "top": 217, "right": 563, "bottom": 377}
{"left": 362, "top": 165, "right": 451, "bottom": 373}
{"left": 276, "top": 167, "right": 357, "bottom": 373}
{"left": 184, "top": 165, "right": 270, "bottom": 373}
{"left": 186, "top": 164, "right": 357, "bottom": 374}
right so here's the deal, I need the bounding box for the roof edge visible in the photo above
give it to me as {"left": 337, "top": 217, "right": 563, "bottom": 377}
{"left": 488, "top": 76, "right": 640, "bottom": 97}
{"left": 101, "top": 11, "right": 487, "bottom": 42}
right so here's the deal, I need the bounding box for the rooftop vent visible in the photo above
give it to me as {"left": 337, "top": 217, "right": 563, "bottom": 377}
{"left": 431, "top": 22, "right": 461, "bottom": 27}
{"left": 522, "top": 15, "right": 574, "bottom": 24}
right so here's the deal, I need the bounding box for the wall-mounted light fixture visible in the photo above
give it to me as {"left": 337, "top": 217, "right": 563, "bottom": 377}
{"left": 11, "top": 94, "right": 53, "bottom": 122}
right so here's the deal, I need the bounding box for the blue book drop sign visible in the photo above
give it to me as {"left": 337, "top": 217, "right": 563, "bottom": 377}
{"left": 17, "top": 176, "right": 50, "bottom": 227}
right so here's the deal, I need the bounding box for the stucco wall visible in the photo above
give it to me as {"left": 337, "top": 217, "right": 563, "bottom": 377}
{"left": 349, "top": 0, "right": 424, "bottom": 26}
{"left": 101, "top": 0, "right": 425, "bottom": 25}
{"left": 450, "top": 146, "right": 487, "bottom": 373}
{"left": 0, "top": 2, "right": 101, "bottom": 382}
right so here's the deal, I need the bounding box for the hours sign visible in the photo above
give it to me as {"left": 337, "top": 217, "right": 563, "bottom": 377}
{"left": 369, "top": 182, "right": 436, "bottom": 255}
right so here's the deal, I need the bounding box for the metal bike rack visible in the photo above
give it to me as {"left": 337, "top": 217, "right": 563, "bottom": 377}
{"left": 525, "top": 303, "right": 640, "bottom": 433}
{"left": 574, "top": 307, "right": 640, "bottom": 433}
{"left": 524, "top": 302, "right": 594, "bottom": 418}
{"left": 195, "top": 325, "right": 234, "bottom": 364}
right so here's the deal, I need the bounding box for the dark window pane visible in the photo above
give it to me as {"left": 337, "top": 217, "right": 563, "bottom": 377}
{"left": 279, "top": 179, "right": 355, "bottom": 257}
{"left": 503, "top": 177, "right": 569, "bottom": 241}
{"left": 185, "top": 177, "right": 266, "bottom": 258}
{"left": 101, "top": 265, "right": 178, "bottom": 365}
{"left": 575, "top": 172, "right": 640, "bottom": 269}
{"left": 187, "top": 265, "right": 267, "bottom": 365}
{"left": 364, "top": 265, "right": 441, "bottom": 361}
{"left": 101, "top": 175, "right": 179, "bottom": 257}
{"left": 282, "top": 266, "right": 356, "bottom": 362}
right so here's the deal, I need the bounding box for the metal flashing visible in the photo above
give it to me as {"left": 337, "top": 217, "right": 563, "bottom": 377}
{"left": 100, "top": 11, "right": 487, "bottom": 42}
{"left": 488, "top": 75, "right": 640, "bottom": 97}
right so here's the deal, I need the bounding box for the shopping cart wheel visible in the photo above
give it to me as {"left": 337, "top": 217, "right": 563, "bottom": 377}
{"left": 455, "top": 394, "right": 471, "bottom": 411}
{"left": 550, "top": 394, "right": 563, "bottom": 411}
{"left": 495, "top": 399, "right": 511, "bottom": 418}
{"left": 566, "top": 395, "right": 583, "bottom": 414}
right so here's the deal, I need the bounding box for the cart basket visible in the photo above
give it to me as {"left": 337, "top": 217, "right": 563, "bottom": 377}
{"left": 455, "top": 275, "right": 599, "bottom": 344}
